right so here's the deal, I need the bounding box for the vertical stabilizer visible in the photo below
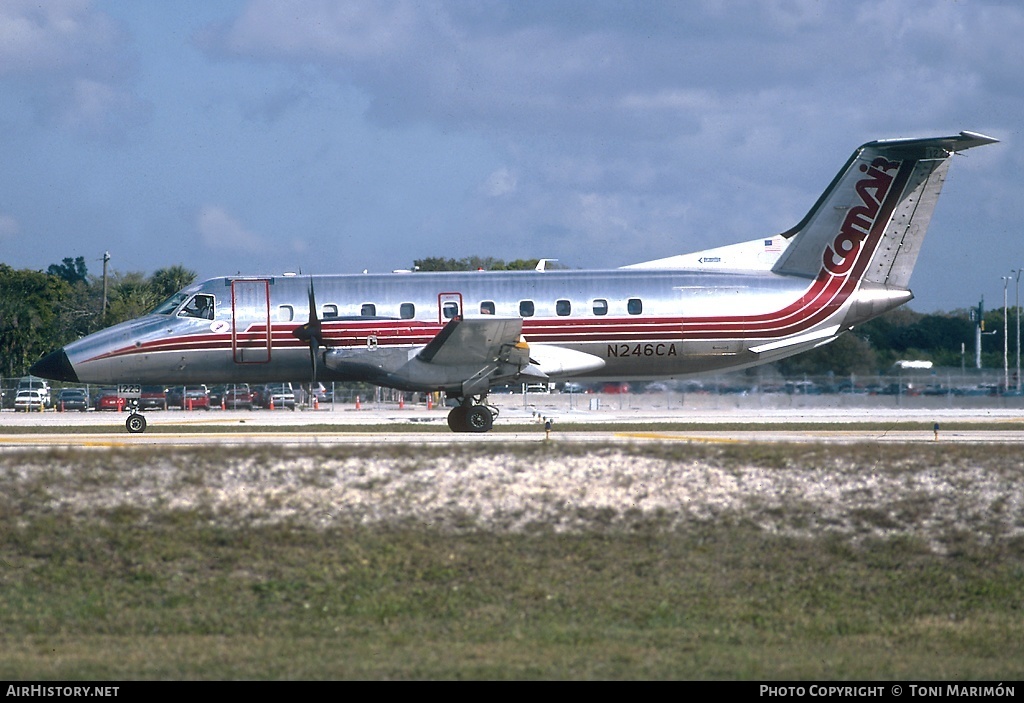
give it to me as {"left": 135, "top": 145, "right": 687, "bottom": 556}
{"left": 771, "top": 131, "right": 998, "bottom": 288}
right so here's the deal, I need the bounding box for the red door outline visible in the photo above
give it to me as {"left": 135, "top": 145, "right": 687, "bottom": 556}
{"left": 437, "top": 292, "right": 463, "bottom": 324}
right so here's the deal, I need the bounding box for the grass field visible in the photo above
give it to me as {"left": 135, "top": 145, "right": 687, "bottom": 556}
{"left": 1, "top": 442, "right": 1022, "bottom": 679}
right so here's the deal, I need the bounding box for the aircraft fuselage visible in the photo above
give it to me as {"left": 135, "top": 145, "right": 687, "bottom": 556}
{"left": 38, "top": 266, "right": 900, "bottom": 389}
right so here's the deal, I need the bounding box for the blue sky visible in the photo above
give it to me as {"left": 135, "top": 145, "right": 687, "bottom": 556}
{"left": 1, "top": 0, "right": 1021, "bottom": 312}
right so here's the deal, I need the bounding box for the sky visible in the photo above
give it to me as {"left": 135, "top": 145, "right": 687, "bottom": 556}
{"left": 1, "top": 0, "right": 1021, "bottom": 313}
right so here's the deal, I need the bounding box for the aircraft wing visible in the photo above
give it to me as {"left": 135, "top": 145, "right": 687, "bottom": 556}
{"left": 417, "top": 316, "right": 527, "bottom": 366}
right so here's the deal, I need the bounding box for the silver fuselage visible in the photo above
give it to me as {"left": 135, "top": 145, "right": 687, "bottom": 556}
{"left": 48, "top": 267, "right": 905, "bottom": 389}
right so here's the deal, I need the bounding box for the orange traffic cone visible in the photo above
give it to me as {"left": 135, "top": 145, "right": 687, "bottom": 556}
{"left": 355, "top": 395, "right": 361, "bottom": 410}
{"left": 269, "top": 396, "right": 275, "bottom": 410}
{"left": 399, "top": 395, "right": 404, "bottom": 409}
{"left": 313, "top": 395, "right": 319, "bottom": 410}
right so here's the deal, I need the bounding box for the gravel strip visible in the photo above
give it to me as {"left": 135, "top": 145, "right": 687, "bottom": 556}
{"left": 4, "top": 445, "right": 1022, "bottom": 552}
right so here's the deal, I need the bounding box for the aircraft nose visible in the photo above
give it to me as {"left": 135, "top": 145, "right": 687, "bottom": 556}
{"left": 30, "top": 349, "right": 79, "bottom": 383}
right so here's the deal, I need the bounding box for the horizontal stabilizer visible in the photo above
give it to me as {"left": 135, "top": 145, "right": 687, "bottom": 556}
{"left": 749, "top": 325, "right": 840, "bottom": 355}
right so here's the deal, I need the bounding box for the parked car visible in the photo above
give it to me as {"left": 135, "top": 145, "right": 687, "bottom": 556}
{"left": 14, "top": 389, "right": 47, "bottom": 412}
{"left": 253, "top": 383, "right": 295, "bottom": 410}
{"left": 293, "top": 383, "right": 326, "bottom": 406}
{"left": 94, "top": 389, "right": 126, "bottom": 412}
{"left": 223, "top": 384, "right": 253, "bottom": 410}
{"left": 138, "top": 386, "right": 168, "bottom": 410}
{"left": 167, "top": 385, "right": 210, "bottom": 410}
{"left": 208, "top": 385, "right": 226, "bottom": 408}
{"left": 56, "top": 387, "right": 90, "bottom": 411}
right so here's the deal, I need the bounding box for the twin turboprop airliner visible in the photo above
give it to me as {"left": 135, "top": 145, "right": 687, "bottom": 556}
{"left": 31, "top": 131, "right": 997, "bottom": 433}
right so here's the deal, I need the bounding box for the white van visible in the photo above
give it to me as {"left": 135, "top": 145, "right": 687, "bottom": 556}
{"left": 18, "top": 376, "right": 51, "bottom": 407}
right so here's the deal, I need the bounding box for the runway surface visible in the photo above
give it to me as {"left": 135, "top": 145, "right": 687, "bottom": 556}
{"left": 3, "top": 401, "right": 1024, "bottom": 448}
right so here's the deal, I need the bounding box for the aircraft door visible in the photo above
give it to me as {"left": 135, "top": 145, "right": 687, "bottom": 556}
{"left": 231, "top": 279, "right": 272, "bottom": 363}
{"left": 438, "top": 292, "right": 463, "bottom": 323}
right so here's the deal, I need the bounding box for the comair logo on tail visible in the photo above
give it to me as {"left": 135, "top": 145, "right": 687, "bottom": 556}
{"left": 822, "top": 157, "right": 901, "bottom": 277}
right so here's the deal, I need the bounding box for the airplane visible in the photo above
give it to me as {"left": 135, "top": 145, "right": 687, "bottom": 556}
{"left": 31, "top": 130, "right": 998, "bottom": 434}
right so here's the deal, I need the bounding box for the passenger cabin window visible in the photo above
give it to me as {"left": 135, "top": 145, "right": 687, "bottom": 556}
{"left": 480, "top": 301, "right": 496, "bottom": 315}
{"left": 556, "top": 299, "right": 571, "bottom": 316}
{"left": 519, "top": 300, "right": 535, "bottom": 317}
{"left": 400, "top": 303, "right": 415, "bottom": 319}
{"left": 361, "top": 303, "right": 376, "bottom": 317}
{"left": 179, "top": 294, "right": 215, "bottom": 320}
{"left": 278, "top": 305, "right": 294, "bottom": 322}
{"left": 442, "top": 301, "right": 460, "bottom": 319}
{"left": 592, "top": 299, "right": 608, "bottom": 316}
{"left": 323, "top": 304, "right": 338, "bottom": 318}
{"left": 627, "top": 298, "right": 643, "bottom": 315}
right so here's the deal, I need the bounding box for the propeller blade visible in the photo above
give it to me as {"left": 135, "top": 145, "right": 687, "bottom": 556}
{"left": 309, "top": 333, "right": 320, "bottom": 383}
{"left": 292, "top": 278, "right": 324, "bottom": 383}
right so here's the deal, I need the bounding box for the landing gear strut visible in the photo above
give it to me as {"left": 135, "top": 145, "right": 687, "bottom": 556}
{"left": 446, "top": 396, "right": 497, "bottom": 433}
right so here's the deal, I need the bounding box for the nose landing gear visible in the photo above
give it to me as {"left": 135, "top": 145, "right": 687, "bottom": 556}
{"left": 125, "top": 400, "right": 147, "bottom": 434}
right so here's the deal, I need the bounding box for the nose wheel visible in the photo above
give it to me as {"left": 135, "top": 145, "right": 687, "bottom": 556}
{"left": 126, "top": 402, "right": 147, "bottom": 434}
{"left": 446, "top": 397, "right": 497, "bottom": 433}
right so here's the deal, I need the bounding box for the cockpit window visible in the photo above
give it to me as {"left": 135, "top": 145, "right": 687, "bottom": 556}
{"left": 178, "top": 294, "right": 215, "bottom": 320}
{"left": 152, "top": 291, "right": 190, "bottom": 315}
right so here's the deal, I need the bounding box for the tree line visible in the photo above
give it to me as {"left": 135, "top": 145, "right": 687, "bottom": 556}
{"left": 0, "top": 256, "right": 1016, "bottom": 379}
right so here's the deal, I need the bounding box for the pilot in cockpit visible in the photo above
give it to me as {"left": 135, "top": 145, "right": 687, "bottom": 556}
{"left": 181, "top": 294, "right": 215, "bottom": 320}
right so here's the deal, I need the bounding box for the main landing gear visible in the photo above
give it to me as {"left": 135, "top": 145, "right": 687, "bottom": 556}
{"left": 446, "top": 396, "right": 498, "bottom": 433}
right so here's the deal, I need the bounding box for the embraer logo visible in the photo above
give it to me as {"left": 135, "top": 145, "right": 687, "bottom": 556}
{"left": 822, "top": 157, "right": 901, "bottom": 276}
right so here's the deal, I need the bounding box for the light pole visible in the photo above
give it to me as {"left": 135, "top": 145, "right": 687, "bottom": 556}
{"left": 1002, "top": 276, "right": 1011, "bottom": 393}
{"left": 1016, "top": 269, "right": 1022, "bottom": 393}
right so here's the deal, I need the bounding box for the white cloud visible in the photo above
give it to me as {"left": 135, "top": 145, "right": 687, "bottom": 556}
{"left": 220, "top": 0, "right": 421, "bottom": 60}
{"left": 0, "top": 0, "right": 144, "bottom": 138}
{"left": 0, "top": 0, "right": 119, "bottom": 76}
{"left": 480, "top": 168, "right": 517, "bottom": 197}
{"left": 197, "top": 206, "right": 269, "bottom": 252}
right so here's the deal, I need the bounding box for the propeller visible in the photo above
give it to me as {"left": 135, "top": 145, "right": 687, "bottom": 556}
{"left": 291, "top": 278, "right": 323, "bottom": 383}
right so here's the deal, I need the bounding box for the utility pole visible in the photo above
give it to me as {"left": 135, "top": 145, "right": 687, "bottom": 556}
{"left": 101, "top": 251, "right": 110, "bottom": 319}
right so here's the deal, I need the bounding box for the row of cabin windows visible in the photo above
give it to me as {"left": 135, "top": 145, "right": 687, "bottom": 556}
{"left": 278, "top": 298, "right": 643, "bottom": 322}
{"left": 461, "top": 298, "right": 642, "bottom": 318}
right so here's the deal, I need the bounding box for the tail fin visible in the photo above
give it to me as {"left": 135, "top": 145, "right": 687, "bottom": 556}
{"left": 772, "top": 131, "right": 998, "bottom": 288}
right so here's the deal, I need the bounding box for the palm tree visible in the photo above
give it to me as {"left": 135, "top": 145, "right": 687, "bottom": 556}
{"left": 150, "top": 265, "right": 197, "bottom": 300}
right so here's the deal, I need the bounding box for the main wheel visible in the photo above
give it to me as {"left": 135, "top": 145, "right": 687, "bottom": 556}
{"left": 447, "top": 405, "right": 468, "bottom": 432}
{"left": 464, "top": 404, "right": 493, "bottom": 433}
{"left": 126, "top": 413, "right": 147, "bottom": 434}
